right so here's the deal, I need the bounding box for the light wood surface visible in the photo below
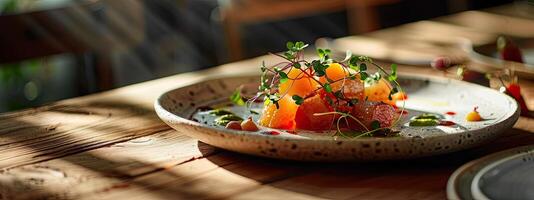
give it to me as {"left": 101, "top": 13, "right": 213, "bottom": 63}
{"left": 1, "top": 4, "right": 533, "bottom": 200}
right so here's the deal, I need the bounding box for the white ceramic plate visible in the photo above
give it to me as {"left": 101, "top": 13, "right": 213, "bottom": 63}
{"left": 155, "top": 74, "right": 519, "bottom": 161}
{"left": 447, "top": 145, "right": 534, "bottom": 200}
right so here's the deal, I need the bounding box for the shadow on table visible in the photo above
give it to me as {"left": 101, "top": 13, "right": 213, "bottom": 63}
{"left": 201, "top": 127, "right": 534, "bottom": 199}
{"left": 0, "top": 100, "right": 202, "bottom": 199}
{"left": 0, "top": 99, "right": 236, "bottom": 199}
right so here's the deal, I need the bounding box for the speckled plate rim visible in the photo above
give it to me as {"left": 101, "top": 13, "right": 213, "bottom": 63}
{"left": 155, "top": 72, "right": 519, "bottom": 143}
{"left": 446, "top": 145, "right": 534, "bottom": 200}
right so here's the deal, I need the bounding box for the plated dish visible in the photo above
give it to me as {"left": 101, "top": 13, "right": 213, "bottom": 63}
{"left": 447, "top": 145, "right": 534, "bottom": 200}
{"left": 463, "top": 37, "right": 534, "bottom": 79}
{"left": 155, "top": 42, "right": 519, "bottom": 161}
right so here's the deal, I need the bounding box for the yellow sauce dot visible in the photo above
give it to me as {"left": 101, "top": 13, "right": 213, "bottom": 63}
{"left": 466, "top": 107, "right": 482, "bottom": 122}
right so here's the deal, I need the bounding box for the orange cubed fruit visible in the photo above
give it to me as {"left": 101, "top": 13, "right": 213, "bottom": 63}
{"left": 392, "top": 91, "right": 408, "bottom": 101}
{"left": 365, "top": 79, "right": 395, "bottom": 106}
{"left": 259, "top": 96, "right": 297, "bottom": 129}
{"left": 279, "top": 68, "right": 318, "bottom": 97}
{"left": 319, "top": 63, "right": 364, "bottom": 100}
{"left": 295, "top": 94, "right": 336, "bottom": 130}
{"left": 320, "top": 63, "right": 347, "bottom": 84}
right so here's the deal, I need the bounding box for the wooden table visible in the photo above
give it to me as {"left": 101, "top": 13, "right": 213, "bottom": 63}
{"left": 1, "top": 4, "right": 533, "bottom": 200}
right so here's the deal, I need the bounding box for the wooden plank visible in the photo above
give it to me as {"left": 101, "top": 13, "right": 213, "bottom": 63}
{"left": 80, "top": 151, "right": 308, "bottom": 200}
{"left": 231, "top": 186, "right": 327, "bottom": 200}
{"left": 223, "top": 0, "right": 346, "bottom": 23}
{"left": 0, "top": 131, "right": 219, "bottom": 200}
{"left": 334, "top": 20, "right": 503, "bottom": 65}
{"left": 0, "top": 103, "right": 171, "bottom": 169}
{"left": 234, "top": 167, "right": 448, "bottom": 200}
{"left": 366, "top": 20, "right": 497, "bottom": 45}
{"left": 435, "top": 11, "right": 534, "bottom": 38}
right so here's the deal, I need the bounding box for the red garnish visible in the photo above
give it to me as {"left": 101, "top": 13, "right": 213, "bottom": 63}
{"left": 261, "top": 131, "right": 280, "bottom": 135}
{"left": 445, "top": 111, "right": 456, "bottom": 116}
{"left": 506, "top": 83, "right": 530, "bottom": 116}
{"left": 439, "top": 120, "right": 456, "bottom": 126}
{"left": 497, "top": 36, "right": 524, "bottom": 63}
{"left": 431, "top": 56, "right": 452, "bottom": 71}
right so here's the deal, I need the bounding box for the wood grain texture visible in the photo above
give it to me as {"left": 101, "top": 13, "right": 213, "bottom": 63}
{"left": 0, "top": 55, "right": 274, "bottom": 200}
{"left": 436, "top": 10, "right": 534, "bottom": 38}
{"left": 0, "top": 131, "right": 219, "bottom": 200}
{"left": 1, "top": 5, "right": 534, "bottom": 200}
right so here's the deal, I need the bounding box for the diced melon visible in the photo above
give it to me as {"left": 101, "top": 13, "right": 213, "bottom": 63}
{"left": 258, "top": 96, "right": 297, "bottom": 129}
{"left": 320, "top": 63, "right": 347, "bottom": 84}
{"left": 320, "top": 63, "right": 364, "bottom": 100}
{"left": 294, "top": 94, "right": 336, "bottom": 130}
{"left": 364, "top": 79, "right": 395, "bottom": 105}
{"left": 279, "top": 68, "right": 318, "bottom": 97}
{"left": 260, "top": 68, "right": 318, "bottom": 129}
{"left": 259, "top": 63, "right": 397, "bottom": 131}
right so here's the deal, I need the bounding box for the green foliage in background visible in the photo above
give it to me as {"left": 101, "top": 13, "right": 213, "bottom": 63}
{"left": 0, "top": 0, "right": 17, "bottom": 13}
{"left": 0, "top": 59, "right": 44, "bottom": 111}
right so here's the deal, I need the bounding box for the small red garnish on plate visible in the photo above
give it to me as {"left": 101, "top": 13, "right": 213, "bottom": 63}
{"left": 445, "top": 111, "right": 456, "bottom": 116}
{"left": 430, "top": 56, "right": 452, "bottom": 71}
{"left": 261, "top": 131, "right": 280, "bottom": 135}
{"left": 439, "top": 120, "right": 456, "bottom": 126}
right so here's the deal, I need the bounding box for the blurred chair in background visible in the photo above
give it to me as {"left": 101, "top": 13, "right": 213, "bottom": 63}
{"left": 217, "top": 0, "right": 400, "bottom": 61}
{"left": 346, "top": 0, "right": 400, "bottom": 34}
{"left": 0, "top": 0, "right": 144, "bottom": 91}
{"left": 0, "top": 0, "right": 143, "bottom": 111}
{"left": 218, "top": 0, "right": 345, "bottom": 61}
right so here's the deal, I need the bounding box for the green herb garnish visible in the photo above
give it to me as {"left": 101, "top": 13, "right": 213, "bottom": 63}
{"left": 230, "top": 87, "right": 245, "bottom": 106}
{"left": 292, "top": 95, "right": 304, "bottom": 105}
{"left": 409, "top": 118, "right": 439, "bottom": 127}
{"left": 408, "top": 113, "right": 443, "bottom": 127}
{"left": 214, "top": 114, "right": 244, "bottom": 126}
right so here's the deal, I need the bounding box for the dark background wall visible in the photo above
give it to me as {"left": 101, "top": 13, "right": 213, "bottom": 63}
{"left": 0, "top": 0, "right": 515, "bottom": 112}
